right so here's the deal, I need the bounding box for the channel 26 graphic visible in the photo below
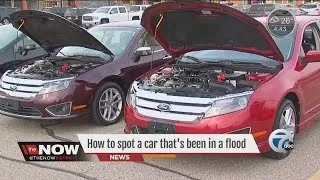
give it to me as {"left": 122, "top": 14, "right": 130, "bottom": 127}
{"left": 268, "top": 129, "right": 294, "bottom": 153}
{"left": 18, "top": 142, "right": 87, "bottom": 161}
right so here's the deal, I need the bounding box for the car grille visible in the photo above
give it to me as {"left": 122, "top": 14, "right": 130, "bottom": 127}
{"left": 82, "top": 16, "right": 93, "bottom": 21}
{"left": 135, "top": 96, "right": 211, "bottom": 122}
{"left": 0, "top": 102, "right": 41, "bottom": 117}
{"left": 134, "top": 85, "right": 214, "bottom": 122}
{"left": 0, "top": 75, "right": 45, "bottom": 99}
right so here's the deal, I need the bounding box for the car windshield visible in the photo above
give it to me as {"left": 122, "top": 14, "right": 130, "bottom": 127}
{"left": 58, "top": 27, "right": 139, "bottom": 58}
{"left": 0, "top": 24, "right": 23, "bottom": 52}
{"left": 302, "top": 4, "right": 318, "bottom": 9}
{"left": 129, "top": 6, "right": 140, "bottom": 12}
{"left": 65, "top": 8, "right": 78, "bottom": 16}
{"left": 249, "top": 4, "right": 275, "bottom": 13}
{"left": 94, "top": 7, "right": 110, "bottom": 13}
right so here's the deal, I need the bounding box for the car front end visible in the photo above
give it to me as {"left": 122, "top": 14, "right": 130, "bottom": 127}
{"left": 0, "top": 10, "right": 116, "bottom": 120}
{"left": 82, "top": 13, "right": 101, "bottom": 28}
{"left": 124, "top": 2, "right": 292, "bottom": 153}
{"left": 0, "top": 73, "right": 88, "bottom": 119}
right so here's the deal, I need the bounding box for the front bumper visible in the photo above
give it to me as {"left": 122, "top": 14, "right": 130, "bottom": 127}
{"left": 0, "top": 90, "right": 90, "bottom": 120}
{"left": 124, "top": 103, "right": 271, "bottom": 153}
{"left": 82, "top": 21, "right": 100, "bottom": 28}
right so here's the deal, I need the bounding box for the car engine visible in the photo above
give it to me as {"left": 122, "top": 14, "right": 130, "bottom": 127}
{"left": 138, "top": 65, "right": 272, "bottom": 97}
{"left": 8, "top": 58, "right": 102, "bottom": 80}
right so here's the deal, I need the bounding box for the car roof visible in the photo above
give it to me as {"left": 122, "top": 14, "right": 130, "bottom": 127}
{"left": 255, "top": 15, "right": 320, "bottom": 25}
{"left": 96, "top": 20, "right": 142, "bottom": 28}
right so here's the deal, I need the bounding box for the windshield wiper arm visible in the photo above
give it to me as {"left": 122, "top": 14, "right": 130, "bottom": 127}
{"left": 181, "top": 55, "right": 204, "bottom": 64}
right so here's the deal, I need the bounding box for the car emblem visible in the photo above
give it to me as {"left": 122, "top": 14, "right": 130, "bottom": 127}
{"left": 9, "top": 85, "right": 18, "bottom": 91}
{"left": 157, "top": 103, "right": 171, "bottom": 112}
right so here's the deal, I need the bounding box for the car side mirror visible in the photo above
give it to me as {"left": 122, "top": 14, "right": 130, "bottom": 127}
{"left": 133, "top": 47, "right": 152, "bottom": 62}
{"left": 18, "top": 43, "right": 37, "bottom": 56}
{"left": 305, "top": 50, "right": 320, "bottom": 63}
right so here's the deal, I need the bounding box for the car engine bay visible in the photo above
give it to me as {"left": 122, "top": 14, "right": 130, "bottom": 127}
{"left": 7, "top": 57, "right": 102, "bottom": 80}
{"left": 138, "top": 65, "right": 273, "bottom": 98}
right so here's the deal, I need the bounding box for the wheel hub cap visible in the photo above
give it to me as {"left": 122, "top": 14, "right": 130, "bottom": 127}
{"left": 99, "top": 88, "right": 122, "bottom": 122}
{"left": 279, "top": 106, "right": 296, "bottom": 138}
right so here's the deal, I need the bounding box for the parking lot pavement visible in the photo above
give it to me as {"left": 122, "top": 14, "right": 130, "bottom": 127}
{"left": 0, "top": 115, "right": 319, "bottom": 180}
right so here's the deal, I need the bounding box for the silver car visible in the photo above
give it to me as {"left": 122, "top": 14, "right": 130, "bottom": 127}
{"left": 301, "top": 3, "right": 320, "bottom": 15}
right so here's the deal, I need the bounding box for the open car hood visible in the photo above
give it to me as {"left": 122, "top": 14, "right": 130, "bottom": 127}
{"left": 10, "top": 10, "right": 114, "bottom": 56}
{"left": 141, "top": 2, "right": 284, "bottom": 62}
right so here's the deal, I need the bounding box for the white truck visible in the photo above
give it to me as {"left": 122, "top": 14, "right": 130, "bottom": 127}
{"left": 128, "top": 5, "right": 150, "bottom": 20}
{"left": 82, "top": 6, "right": 129, "bottom": 28}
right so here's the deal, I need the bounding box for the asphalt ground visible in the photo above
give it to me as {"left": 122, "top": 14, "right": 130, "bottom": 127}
{"left": 0, "top": 115, "right": 319, "bottom": 180}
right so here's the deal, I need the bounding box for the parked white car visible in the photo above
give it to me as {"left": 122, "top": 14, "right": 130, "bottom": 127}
{"left": 82, "top": 6, "right": 129, "bottom": 28}
{"left": 301, "top": 3, "right": 320, "bottom": 15}
{"left": 128, "top": 5, "right": 150, "bottom": 20}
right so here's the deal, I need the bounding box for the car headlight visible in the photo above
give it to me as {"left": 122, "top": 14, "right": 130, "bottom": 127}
{"left": 93, "top": 16, "right": 99, "bottom": 20}
{"left": 203, "top": 92, "right": 253, "bottom": 118}
{"left": 39, "top": 78, "right": 73, "bottom": 95}
{"left": 126, "top": 84, "right": 136, "bottom": 109}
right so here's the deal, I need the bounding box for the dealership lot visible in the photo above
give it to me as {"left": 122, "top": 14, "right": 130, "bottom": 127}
{"left": 0, "top": 115, "right": 319, "bottom": 180}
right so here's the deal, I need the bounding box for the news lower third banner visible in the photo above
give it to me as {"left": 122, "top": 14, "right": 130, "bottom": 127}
{"left": 18, "top": 134, "right": 260, "bottom": 162}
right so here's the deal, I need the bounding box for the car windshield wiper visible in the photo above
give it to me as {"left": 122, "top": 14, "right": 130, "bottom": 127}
{"left": 180, "top": 55, "right": 204, "bottom": 64}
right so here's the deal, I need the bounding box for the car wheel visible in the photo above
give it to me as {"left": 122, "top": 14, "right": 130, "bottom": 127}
{"left": 92, "top": 82, "right": 125, "bottom": 126}
{"left": 2, "top": 18, "right": 10, "bottom": 25}
{"left": 263, "top": 99, "right": 297, "bottom": 160}
{"left": 101, "top": 19, "right": 109, "bottom": 24}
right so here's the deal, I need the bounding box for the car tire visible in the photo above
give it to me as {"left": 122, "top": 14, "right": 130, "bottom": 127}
{"left": 2, "top": 17, "right": 10, "bottom": 25}
{"left": 132, "top": 16, "right": 140, "bottom": 20}
{"left": 92, "top": 82, "right": 125, "bottom": 126}
{"left": 101, "top": 18, "right": 109, "bottom": 24}
{"left": 263, "top": 99, "right": 297, "bottom": 160}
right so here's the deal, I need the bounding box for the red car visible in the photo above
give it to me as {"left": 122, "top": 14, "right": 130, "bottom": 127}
{"left": 124, "top": 2, "right": 320, "bottom": 159}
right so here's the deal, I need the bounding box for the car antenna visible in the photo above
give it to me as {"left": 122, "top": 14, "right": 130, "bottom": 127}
{"left": 150, "top": 13, "right": 164, "bottom": 74}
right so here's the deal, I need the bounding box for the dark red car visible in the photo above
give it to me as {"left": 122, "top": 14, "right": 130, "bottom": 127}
{"left": 0, "top": 10, "right": 169, "bottom": 125}
{"left": 124, "top": 2, "right": 320, "bottom": 159}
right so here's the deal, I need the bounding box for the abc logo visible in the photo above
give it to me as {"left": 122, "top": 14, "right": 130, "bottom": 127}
{"left": 268, "top": 129, "right": 294, "bottom": 153}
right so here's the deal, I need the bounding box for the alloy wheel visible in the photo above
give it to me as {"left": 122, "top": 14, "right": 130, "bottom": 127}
{"left": 98, "top": 88, "right": 122, "bottom": 122}
{"left": 279, "top": 106, "right": 296, "bottom": 138}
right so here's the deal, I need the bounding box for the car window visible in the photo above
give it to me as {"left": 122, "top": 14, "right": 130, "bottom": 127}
{"left": 302, "top": 4, "right": 318, "bottom": 9}
{"left": 119, "top": 7, "right": 126, "bottom": 13}
{"left": 0, "top": 24, "right": 23, "bottom": 52}
{"left": 110, "top": 8, "right": 119, "bottom": 14}
{"left": 137, "top": 32, "right": 162, "bottom": 51}
{"left": 59, "top": 27, "right": 138, "bottom": 57}
{"left": 94, "top": 7, "right": 110, "bottom": 14}
{"left": 301, "top": 24, "right": 320, "bottom": 54}
{"left": 129, "top": 6, "right": 140, "bottom": 12}
{"left": 142, "top": 6, "right": 147, "bottom": 11}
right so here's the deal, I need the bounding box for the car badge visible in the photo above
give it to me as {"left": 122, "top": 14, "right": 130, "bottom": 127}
{"left": 10, "top": 85, "right": 18, "bottom": 91}
{"left": 157, "top": 103, "right": 171, "bottom": 112}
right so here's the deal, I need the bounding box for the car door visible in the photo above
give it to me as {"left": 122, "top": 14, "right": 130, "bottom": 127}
{"left": 298, "top": 23, "right": 320, "bottom": 122}
{"left": 109, "top": 7, "right": 120, "bottom": 22}
{"left": 127, "top": 31, "right": 171, "bottom": 82}
{"left": 118, "top": 7, "right": 128, "bottom": 21}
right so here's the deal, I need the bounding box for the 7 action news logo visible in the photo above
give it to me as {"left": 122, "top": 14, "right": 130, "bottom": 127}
{"left": 268, "top": 129, "right": 294, "bottom": 153}
{"left": 18, "top": 142, "right": 85, "bottom": 161}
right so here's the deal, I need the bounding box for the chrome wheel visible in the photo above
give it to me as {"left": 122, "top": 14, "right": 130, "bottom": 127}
{"left": 279, "top": 106, "right": 296, "bottom": 138}
{"left": 3, "top": 19, "right": 9, "bottom": 25}
{"left": 99, "top": 88, "right": 122, "bottom": 122}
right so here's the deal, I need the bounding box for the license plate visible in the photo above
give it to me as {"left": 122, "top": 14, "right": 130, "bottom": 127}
{"left": 148, "top": 122, "right": 175, "bottom": 134}
{"left": 0, "top": 98, "right": 20, "bottom": 111}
